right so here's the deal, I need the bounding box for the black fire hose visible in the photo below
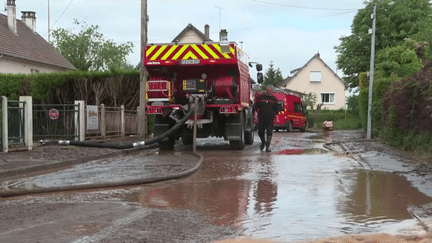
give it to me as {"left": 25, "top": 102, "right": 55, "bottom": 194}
{"left": 51, "top": 107, "right": 196, "bottom": 150}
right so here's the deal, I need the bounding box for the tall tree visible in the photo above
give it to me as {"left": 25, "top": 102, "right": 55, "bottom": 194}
{"left": 376, "top": 38, "right": 425, "bottom": 78}
{"left": 51, "top": 19, "right": 134, "bottom": 71}
{"left": 262, "top": 61, "right": 284, "bottom": 89}
{"left": 335, "top": 0, "right": 432, "bottom": 91}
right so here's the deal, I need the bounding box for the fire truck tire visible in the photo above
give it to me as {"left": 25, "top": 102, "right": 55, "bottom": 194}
{"left": 285, "top": 121, "right": 293, "bottom": 132}
{"left": 245, "top": 129, "right": 254, "bottom": 145}
{"left": 300, "top": 121, "right": 308, "bottom": 132}
{"left": 245, "top": 111, "right": 254, "bottom": 145}
{"left": 230, "top": 114, "right": 245, "bottom": 150}
{"left": 230, "top": 129, "right": 245, "bottom": 150}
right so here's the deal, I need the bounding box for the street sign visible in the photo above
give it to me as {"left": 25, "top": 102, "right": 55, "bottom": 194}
{"left": 48, "top": 108, "right": 59, "bottom": 120}
{"left": 87, "top": 105, "right": 99, "bottom": 130}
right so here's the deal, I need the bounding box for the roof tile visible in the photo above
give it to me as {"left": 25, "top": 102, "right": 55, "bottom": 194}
{"left": 0, "top": 14, "right": 75, "bottom": 70}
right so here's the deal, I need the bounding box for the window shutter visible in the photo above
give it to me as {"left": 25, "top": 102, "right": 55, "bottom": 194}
{"left": 310, "top": 71, "right": 322, "bottom": 82}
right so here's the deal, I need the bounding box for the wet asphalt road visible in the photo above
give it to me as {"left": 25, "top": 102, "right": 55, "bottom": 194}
{"left": 128, "top": 132, "right": 432, "bottom": 242}
{"left": 1, "top": 130, "right": 432, "bottom": 242}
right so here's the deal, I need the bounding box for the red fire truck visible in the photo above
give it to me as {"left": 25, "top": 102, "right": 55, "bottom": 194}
{"left": 144, "top": 41, "right": 262, "bottom": 149}
{"left": 273, "top": 92, "right": 307, "bottom": 132}
{"left": 254, "top": 92, "right": 307, "bottom": 132}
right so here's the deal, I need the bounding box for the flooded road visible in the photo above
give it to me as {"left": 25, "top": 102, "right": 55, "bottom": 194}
{"left": 1, "top": 131, "right": 431, "bottom": 243}
{"left": 126, "top": 132, "right": 432, "bottom": 242}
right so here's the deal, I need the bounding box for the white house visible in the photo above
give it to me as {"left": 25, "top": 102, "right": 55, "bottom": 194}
{"left": 0, "top": 0, "right": 75, "bottom": 74}
{"left": 283, "top": 53, "right": 345, "bottom": 110}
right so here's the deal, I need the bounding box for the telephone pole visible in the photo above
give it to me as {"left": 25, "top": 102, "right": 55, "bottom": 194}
{"left": 139, "top": 0, "right": 148, "bottom": 138}
{"left": 367, "top": 4, "right": 376, "bottom": 139}
{"left": 47, "top": 0, "right": 50, "bottom": 42}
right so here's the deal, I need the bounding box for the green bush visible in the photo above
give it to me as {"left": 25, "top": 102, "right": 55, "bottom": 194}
{"left": 358, "top": 89, "right": 369, "bottom": 128}
{"left": 346, "top": 95, "right": 359, "bottom": 115}
{"left": 0, "top": 73, "right": 28, "bottom": 100}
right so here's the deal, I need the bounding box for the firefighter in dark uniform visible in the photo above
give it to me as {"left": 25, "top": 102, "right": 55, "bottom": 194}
{"left": 253, "top": 85, "right": 279, "bottom": 152}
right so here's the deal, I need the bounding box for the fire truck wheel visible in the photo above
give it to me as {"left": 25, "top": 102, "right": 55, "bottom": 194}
{"left": 300, "top": 121, "right": 308, "bottom": 132}
{"left": 245, "top": 129, "right": 254, "bottom": 145}
{"left": 230, "top": 114, "right": 245, "bottom": 150}
{"left": 285, "top": 121, "right": 293, "bottom": 132}
{"left": 245, "top": 111, "right": 254, "bottom": 145}
{"left": 230, "top": 128, "right": 245, "bottom": 150}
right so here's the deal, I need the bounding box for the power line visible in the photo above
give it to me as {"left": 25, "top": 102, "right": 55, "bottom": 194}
{"left": 51, "top": 0, "right": 74, "bottom": 29}
{"left": 43, "top": 0, "right": 74, "bottom": 38}
{"left": 252, "top": 0, "right": 358, "bottom": 11}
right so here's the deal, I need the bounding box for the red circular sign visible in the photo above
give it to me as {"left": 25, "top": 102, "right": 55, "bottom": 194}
{"left": 49, "top": 108, "right": 60, "bottom": 120}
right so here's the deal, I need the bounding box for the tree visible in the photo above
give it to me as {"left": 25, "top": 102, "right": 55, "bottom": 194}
{"left": 335, "top": 0, "right": 432, "bottom": 91}
{"left": 376, "top": 38, "right": 424, "bottom": 78}
{"left": 262, "top": 61, "right": 284, "bottom": 89}
{"left": 302, "top": 92, "right": 317, "bottom": 111}
{"left": 51, "top": 19, "right": 134, "bottom": 71}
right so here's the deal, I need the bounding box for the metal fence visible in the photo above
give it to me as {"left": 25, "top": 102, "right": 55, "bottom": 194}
{"left": 1, "top": 98, "right": 138, "bottom": 151}
{"left": 33, "top": 104, "right": 80, "bottom": 140}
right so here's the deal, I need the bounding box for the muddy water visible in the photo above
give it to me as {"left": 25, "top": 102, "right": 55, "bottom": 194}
{"left": 127, "top": 145, "right": 432, "bottom": 242}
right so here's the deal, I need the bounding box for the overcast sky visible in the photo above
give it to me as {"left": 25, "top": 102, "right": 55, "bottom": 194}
{"left": 13, "top": 0, "right": 366, "bottom": 78}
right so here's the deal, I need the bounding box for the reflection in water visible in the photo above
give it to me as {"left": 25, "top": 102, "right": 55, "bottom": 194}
{"left": 341, "top": 170, "right": 432, "bottom": 221}
{"left": 125, "top": 151, "right": 432, "bottom": 242}
{"left": 253, "top": 160, "right": 278, "bottom": 215}
{"left": 254, "top": 179, "right": 277, "bottom": 214}
{"left": 275, "top": 148, "right": 328, "bottom": 155}
{"left": 128, "top": 152, "right": 253, "bottom": 227}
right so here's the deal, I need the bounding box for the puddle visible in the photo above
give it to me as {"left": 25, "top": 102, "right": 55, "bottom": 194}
{"left": 275, "top": 148, "right": 328, "bottom": 155}
{"left": 124, "top": 152, "right": 432, "bottom": 242}
{"left": 341, "top": 170, "right": 432, "bottom": 221}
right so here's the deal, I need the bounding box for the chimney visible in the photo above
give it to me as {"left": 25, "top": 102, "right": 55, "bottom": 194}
{"left": 219, "top": 29, "right": 228, "bottom": 42}
{"left": 7, "top": 0, "right": 17, "bottom": 34}
{"left": 21, "top": 11, "right": 36, "bottom": 32}
{"left": 204, "top": 24, "right": 210, "bottom": 39}
{"left": 219, "top": 29, "right": 229, "bottom": 53}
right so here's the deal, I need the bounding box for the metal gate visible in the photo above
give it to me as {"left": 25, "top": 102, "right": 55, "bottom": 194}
{"left": 33, "top": 104, "right": 80, "bottom": 140}
{"left": 7, "top": 100, "right": 25, "bottom": 146}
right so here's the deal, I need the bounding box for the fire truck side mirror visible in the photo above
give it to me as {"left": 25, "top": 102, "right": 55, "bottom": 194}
{"left": 257, "top": 72, "right": 264, "bottom": 84}
{"left": 256, "top": 64, "right": 263, "bottom": 72}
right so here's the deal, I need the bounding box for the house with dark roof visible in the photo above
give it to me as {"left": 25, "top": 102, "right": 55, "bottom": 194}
{"left": 282, "top": 53, "right": 345, "bottom": 110}
{"left": 0, "top": 0, "right": 75, "bottom": 74}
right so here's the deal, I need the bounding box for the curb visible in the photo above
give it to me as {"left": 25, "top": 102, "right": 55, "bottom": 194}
{"left": 0, "top": 151, "right": 203, "bottom": 198}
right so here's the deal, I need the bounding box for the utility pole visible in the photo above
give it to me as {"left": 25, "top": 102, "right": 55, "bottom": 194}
{"left": 139, "top": 0, "right": 148, "bottom": 139}
{"left": 47, "top": 0, "right": 50, "bottom": 42}
{"left": 367, "top": 4, "right": 377, "bottom": 139}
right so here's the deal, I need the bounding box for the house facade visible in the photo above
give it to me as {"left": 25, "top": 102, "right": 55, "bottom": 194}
{"left": 283, "top": 53, "right": 345, "bottom": 110}
{"left": 0, "top": 0, "right": 75, "bottom": 74}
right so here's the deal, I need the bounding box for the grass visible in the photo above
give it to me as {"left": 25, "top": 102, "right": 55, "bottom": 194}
{"left": 308, "top": 109, "right": 362, "bottom": 130}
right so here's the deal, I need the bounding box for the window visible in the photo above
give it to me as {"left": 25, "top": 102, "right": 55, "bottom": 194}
{"left": 31, "top": 69, "right": 40, "bottom": 74}
{"left": 321, "top": 93, "right": 335, "bottom": 104}
{"left": 310, "top": 71, "right": 322, "bottom": 82}
{"left": 294, "top": 102, "right": 302, "bottom": 113}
